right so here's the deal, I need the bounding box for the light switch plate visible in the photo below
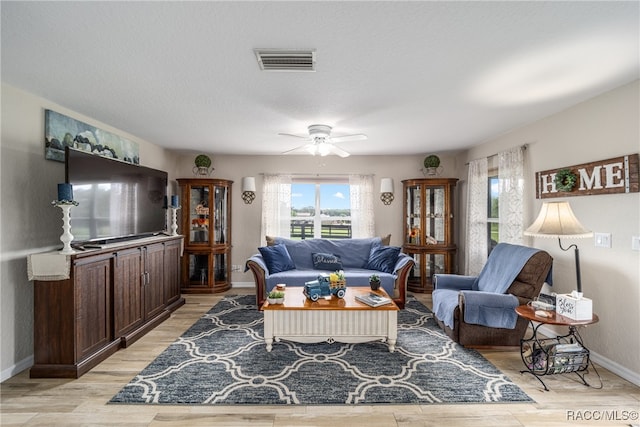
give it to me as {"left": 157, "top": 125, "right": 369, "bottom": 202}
{"left": 632, "top": 236, "right": 640, "bottom": 251}
{"left": 594, "top": 232, "right": 612, "bottom": 248}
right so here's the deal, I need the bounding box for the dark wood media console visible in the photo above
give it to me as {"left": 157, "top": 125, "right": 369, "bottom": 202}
{"left": 30, "top": 235, "right": 184, "bottom": 378}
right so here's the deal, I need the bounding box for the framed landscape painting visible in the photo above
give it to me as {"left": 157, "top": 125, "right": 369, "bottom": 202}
{"left": 44, "top": 110, "right": 139, "bottom": 163}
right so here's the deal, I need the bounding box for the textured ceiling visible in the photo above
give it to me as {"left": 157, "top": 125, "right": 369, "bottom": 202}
{"left": 2, "top": 1, "right": 638, "bottom": 157}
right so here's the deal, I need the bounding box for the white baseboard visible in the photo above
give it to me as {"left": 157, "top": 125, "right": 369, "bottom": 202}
{"left": 1, "top": 355, "right": 33, "bottom": 383}
{"left": 538, "top": 325, "right": 640, "bottom": 387}
{"left": 231, "top": 281, "right": 255, "bottom": 288}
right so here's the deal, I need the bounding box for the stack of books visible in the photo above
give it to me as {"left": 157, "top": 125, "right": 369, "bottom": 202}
{"left": 355, "top": 292, "right": 392, "bottom": 307}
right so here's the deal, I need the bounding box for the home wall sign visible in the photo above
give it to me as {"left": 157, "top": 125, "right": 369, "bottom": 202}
{"left": 44, "top": 110, "right": 139, "bottom": 163}
{"left": 535, "top": 153, "right": 639, "bottom": 199}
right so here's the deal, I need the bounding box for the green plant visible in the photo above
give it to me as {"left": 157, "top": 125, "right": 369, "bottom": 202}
{"left": 194, "top": 154, "right": 212, "bottom": 168}
{"left": 268, "top": 291, "right": 284, "bottom": 299}
{"left": 554, "top": 168, "right": 577, "bottom": 192}
{"left": 369, "top": 274, "right": 380, "bottom": 282}
{"left": 423, "top": 154, "right": 441, "bottom": 168}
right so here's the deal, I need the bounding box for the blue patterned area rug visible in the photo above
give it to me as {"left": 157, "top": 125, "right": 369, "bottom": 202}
{"left": 109, "top": 295, "right": 532, "bottom": 405}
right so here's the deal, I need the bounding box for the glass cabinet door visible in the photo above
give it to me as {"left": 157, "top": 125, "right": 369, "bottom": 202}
{"left": 407, "top": 252, "right": 422, "bottom": 287}
{"left": 187, "top": 253, "right": 211, "bottom": 287}
{"left": 406, "top": 185, "right": 421, "bottom": 244}
{"left": 406, "top": 252, "right": 446, "bottom": 289}
{"left": 213, "top": 185, "right": 228, "bottom": 244}
{"left": 426, "top": 253, "right": 446, "bottom": 279}
{"left": 214, "top": 253, "right": 228, "bottom": 285}
{"left": 189, "top": 185, "right": 210, "bottom": 245}
{"left": 425, "top": 185, "right": 445, "bottom": 243}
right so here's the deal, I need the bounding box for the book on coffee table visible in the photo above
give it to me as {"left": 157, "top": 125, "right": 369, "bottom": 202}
{"left": 355, "top": 293, "right": 392, "bottom": 307}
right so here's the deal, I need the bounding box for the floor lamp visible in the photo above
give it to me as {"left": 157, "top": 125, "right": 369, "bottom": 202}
{"left": 524, "top": 201, "right": 593, "bottom": 297}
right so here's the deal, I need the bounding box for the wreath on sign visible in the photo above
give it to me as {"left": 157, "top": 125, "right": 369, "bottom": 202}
{"left": 554, "top": 168, "right": 577, "bottom": 192}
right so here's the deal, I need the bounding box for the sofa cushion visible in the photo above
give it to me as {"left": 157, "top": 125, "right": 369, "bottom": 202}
{"left": 311, "top": 252, "right": 344, "bottom": 271}
{"left": 365, "top": 245, "right": 401, "bottom": 274}
{"left": 258, "top": 244, "right": 296, "bottom": 274}
{"left": 273, "top": 237, "right": 382, "bottom": 269}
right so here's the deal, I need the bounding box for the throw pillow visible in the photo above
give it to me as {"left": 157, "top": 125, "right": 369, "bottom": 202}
{"left": 312, "top": 252, "right": 344, "bottom": 271}
{"left": 365, "top": 245, "right": 401, "bottom": 274}
{"left": 258, "top": 244, "right": 296, "bottom": 274}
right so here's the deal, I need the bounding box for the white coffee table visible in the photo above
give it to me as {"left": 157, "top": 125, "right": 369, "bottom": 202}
{"left": 262, "top": 286, "right": 399, "bottom": 352}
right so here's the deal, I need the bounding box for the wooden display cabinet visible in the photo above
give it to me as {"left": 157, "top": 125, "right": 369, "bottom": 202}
{"left": 402, "top": 178, "right": 458, "bottom": 293}
{"left": 178, "top": 178, "right": 233, "bottom": 293}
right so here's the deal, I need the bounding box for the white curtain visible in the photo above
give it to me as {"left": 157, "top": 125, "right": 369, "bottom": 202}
{"left": 465, "top": 157, "right": 488, "bottom": 275}
{"left": 349, "top": 174, "right": 375, "bottom": 238}
{"left": 498, "top": 146, "right": 525, "bottom": 244}
{"left": 260, "top": 174, "right": 292, "bottom": 244}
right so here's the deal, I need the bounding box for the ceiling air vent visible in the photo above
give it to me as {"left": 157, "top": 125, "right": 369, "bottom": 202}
{"left": 254, "top": 49, "right": 316, "bottom": 72}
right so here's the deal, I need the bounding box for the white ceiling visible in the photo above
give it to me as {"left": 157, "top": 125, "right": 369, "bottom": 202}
{"left": 2, "top": 1, "right": 638, "bottom": 157}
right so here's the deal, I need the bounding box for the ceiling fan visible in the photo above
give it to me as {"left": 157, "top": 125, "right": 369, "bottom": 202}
{"left": 279, "top": 124, "right": 367, "bottom": 158}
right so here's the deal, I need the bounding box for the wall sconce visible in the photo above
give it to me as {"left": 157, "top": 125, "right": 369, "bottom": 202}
{"left": 241, "top": 177, "right": 256, "bottom": 204}
{"left": 380, "top": 178, "right": 394, "bottom": 205}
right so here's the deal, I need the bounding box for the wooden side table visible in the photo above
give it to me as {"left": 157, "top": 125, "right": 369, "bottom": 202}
{"left": 515, "top": 305, "right": 599, "bottom": 391}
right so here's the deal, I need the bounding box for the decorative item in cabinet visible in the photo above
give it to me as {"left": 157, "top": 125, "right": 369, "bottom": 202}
{"left": 402, "top": 178, "right": 458, "bottom": 293}
{"left": 177, "top": 178, "right": 233, "bottom": 293}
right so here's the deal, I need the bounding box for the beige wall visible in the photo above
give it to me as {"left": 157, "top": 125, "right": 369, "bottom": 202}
{"left": 1, "top": 80, "right": 638, "bottom": 385}
{"left": 456, "top": 80, "right": 640, "bottom": 381}
{"left": 0, "top": 84, "right": 178, "bottom": 379}
{"left": 172, "top": 152, "right": 462, "bottom": 285}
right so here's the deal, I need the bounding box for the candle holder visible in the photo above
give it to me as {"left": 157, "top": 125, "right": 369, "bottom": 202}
{"left": 170, "top": 206, "right": 181, "bottom": 236}
{"left": 52, "top": 200, "right": 79, "bottom": 254}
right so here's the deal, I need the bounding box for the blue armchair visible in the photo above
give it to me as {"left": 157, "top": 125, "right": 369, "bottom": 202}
{"left": 432, "top": 243, "right": 552, "bottom": 347}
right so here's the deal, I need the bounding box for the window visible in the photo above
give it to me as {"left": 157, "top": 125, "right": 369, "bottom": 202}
{"left": 487, "top": 172, "right": 499, "bottom": 254}
{"left": 291, "top": 181, "right": 351, "bottom": 239}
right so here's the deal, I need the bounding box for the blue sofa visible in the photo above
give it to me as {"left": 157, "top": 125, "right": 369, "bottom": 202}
{"left": 245, "top": 236, "right": 414, "bottom": 308}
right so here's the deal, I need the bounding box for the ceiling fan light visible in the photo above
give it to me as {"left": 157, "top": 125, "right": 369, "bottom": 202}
{"left": 318, "top": 143, "right": 331, "bottom": 156}
{"left": 306, "top": 145, "right": 318, "bottom": 155}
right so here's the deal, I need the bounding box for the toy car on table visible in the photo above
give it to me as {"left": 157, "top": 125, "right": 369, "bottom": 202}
{"left": 303, "top": 274, "right": 346, "bottom": 301}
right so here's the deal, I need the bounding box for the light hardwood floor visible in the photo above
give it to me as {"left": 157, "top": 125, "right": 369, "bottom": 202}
{"left": 2, "top": 289, "right": 638, "bottom": 427}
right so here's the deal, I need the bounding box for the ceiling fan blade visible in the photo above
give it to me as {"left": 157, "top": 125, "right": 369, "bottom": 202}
{"left": 330, "top": 134, "right": 367, "bottom": 143}
{"left": 278, "top": 132, "right": 309, "bottom": 140}
{"left": 327, "top": 144, "right": 351, "bottom": 158}
{"left": 282, "top": 143, "right": 314, "bottom": 155}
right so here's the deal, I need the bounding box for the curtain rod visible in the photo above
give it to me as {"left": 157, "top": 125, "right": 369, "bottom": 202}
{"left": 464, "top": 144, "right": 529, "bottom": 166}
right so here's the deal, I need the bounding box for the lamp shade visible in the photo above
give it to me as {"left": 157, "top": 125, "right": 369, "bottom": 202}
{"left": 241, "top": 177, "right": 256, "bottom": 192}
{"left": 380, "top": 178, "right": 394, "bottom": 194}
{"left": 524, "top": 201, "right": 593, "bottom": 238}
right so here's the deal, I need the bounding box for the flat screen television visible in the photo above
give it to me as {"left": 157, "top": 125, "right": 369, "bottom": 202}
{"left": 65, "top": 147, "right": 168, "bottom": 244}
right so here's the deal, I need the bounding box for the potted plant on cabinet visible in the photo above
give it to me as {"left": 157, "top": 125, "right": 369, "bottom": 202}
{"left": 369, "top": 274, "right": 381, "bottom": 291}
{"left": 423, "top": 154, "right": 441, "bottom": 176}
{"left": 193, "top": 154, "right": 213, "bottom": 176}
